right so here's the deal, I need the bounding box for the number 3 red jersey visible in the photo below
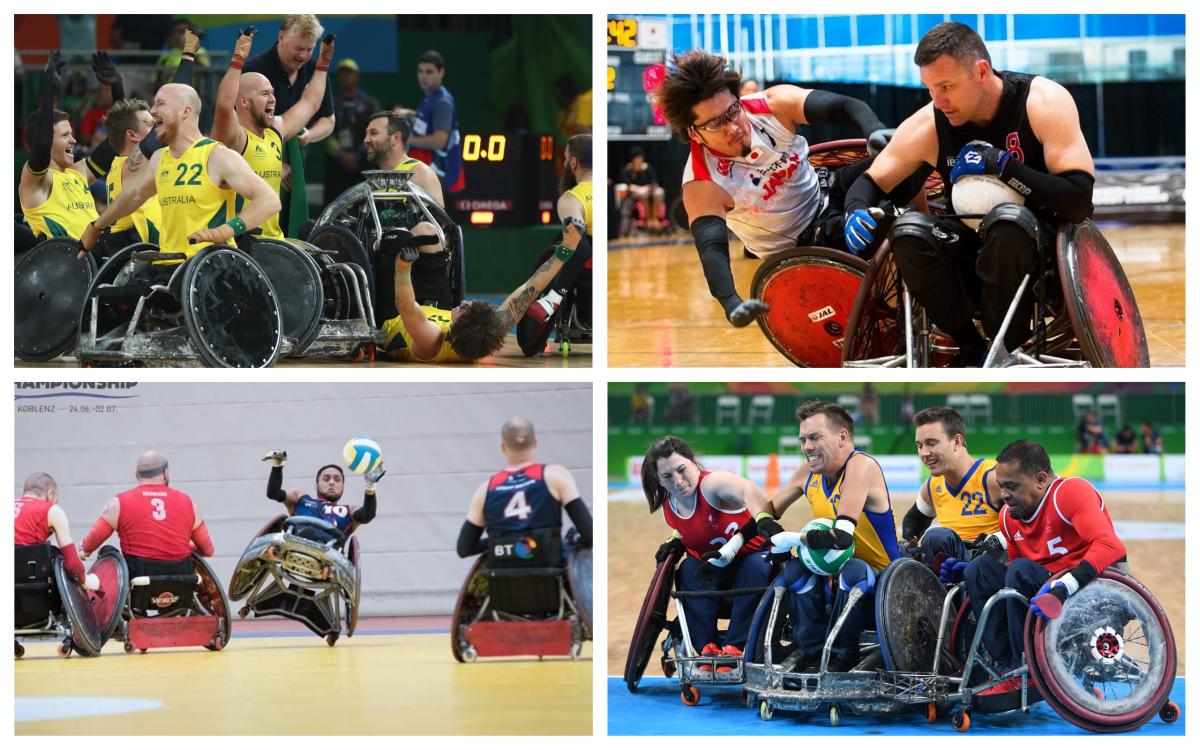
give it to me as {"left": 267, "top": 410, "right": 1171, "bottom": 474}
{"left": 115, "top": 484, "right": 197, "bottom": 560}
{"left": 484, "top": 463, "right": 561, "bottom": 534}
{"left": 999, "top": 475, "right": 1126, "bottom": 575}
{"left": 662, "top": 471, "right": 766, "bottom": 560}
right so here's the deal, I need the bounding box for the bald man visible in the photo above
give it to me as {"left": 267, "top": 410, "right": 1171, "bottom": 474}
{"left": 81, "top": 451, "right": 215, "bottom": 579}
{"left": 457, "top": 417, "right": 592, "bottom": 558}
{"left": 79, "top": 82, "right": 281, "bottom": 265}
{"left": 15, "top": 472, "right": 92, "bottom": 588}
{"left": 210, "top": 27, "right": 334, "bottom": 240}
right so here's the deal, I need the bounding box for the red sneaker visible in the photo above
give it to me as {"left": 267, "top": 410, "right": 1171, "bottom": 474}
{"left": 698, "top": 642, "right": 721, "bottom": 672}
{"left": 716, "top": 644, "right": 743, "bottom": 673}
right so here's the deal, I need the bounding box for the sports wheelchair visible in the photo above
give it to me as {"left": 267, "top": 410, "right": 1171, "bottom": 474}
{"left": 228, "top": 515, "right": 361, "bottom": 647}
{"left": 740, "top": 555, "right": 1178, "bottom": 733}
{"left": 451, "top": 527, "right": 591, "bottom": 661}
{"left": 623, "top": 545, "right": 781, "bottom": 706}
{"left": 14, "top": 238, "right": 98, "bottom": 362}
{"left": 117, "top": 551, "right": 232, "bottom": 653}
{"left": 749, "top": 140, "right": 1148, "bottom": 368}
{"left": 311, "top": 170, "right": 466, "bottom": 324}
{"left": 14, "top": 544, "right": 127, "bottom": 658}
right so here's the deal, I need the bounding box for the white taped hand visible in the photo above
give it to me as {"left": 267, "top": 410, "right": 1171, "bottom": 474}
{"left": 770, "top": 531, "right": 807, "bottom": 553}
{"left": 84, "top": 573, "right": 101, "bottom": 591}
{"left": 710, "top": 533, "right": 745, "bottom": 567}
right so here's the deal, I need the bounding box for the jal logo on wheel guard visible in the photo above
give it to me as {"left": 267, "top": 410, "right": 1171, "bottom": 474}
{"left": 153, "top": 591, "right": 180, "bottom": 608}
{"left": 808, "top": 306, "right": 836, "bottom": 323}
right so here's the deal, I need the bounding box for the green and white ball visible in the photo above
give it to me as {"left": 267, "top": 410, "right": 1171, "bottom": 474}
{"left": 342, "top": 436, "right": 383, "bottom": 475}
{"left": 799, "top": 518, "right": 855, "bottom": 576}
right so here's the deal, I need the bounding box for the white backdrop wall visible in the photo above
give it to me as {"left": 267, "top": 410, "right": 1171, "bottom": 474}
{"left": 14, "top": 382, "right": 593, "bottom": 616}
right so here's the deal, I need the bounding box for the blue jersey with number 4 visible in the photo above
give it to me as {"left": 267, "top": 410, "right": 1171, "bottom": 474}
{"left": 483, "top": 464, "right": 560, "bottom": 535}
{"left": 294, "top": 495, "right": 354, "bottom": 532}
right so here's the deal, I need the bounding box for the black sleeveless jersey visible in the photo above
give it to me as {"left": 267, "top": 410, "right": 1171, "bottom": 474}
{"left": 935, "top": 71, "right": 1046, "bottom": 206}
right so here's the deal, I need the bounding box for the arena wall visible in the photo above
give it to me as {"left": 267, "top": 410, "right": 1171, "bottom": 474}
{"left": 14, "top": 382, "right": 593, "bottom": 616}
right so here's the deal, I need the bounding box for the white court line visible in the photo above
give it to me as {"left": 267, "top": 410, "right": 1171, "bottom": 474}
{"left": 15, "top": 697, "right": 162, "bottom": 722}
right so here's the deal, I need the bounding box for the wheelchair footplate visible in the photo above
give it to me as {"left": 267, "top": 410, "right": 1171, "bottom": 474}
{"left": 465, "top": 619, "right": 575, "bottom": 658}
{"left": 126, "top": 615, "right": 223, "bottom": 652}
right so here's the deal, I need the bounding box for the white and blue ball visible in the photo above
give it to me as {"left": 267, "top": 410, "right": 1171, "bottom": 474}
{"left": 342, "top": 437, "right": 382, "bottom": 475}
{"left": 798, "top": 518, "right": 855, "bottom": 576}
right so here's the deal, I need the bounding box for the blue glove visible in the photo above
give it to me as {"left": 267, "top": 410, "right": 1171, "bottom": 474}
{"left": 938, "top": 556, "right": 968, "bottom": 585}
{"left": 844, "top": 208, "right": 878, "bottom": 255}
{"left": 949, "top": 140, "right": 1010, "bottom": 184}
{"left": 1031, "top": 579, "right": 1071, "bottom": 620}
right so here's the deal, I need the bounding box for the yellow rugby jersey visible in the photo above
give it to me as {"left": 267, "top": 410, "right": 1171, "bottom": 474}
{"left": 381, "top": 305, "right": 471, "bottom": 363}
{"left": 107, "top": 155, "right": 161, "bottom": 243}
{"left": 925, "top": 458, "right": 1000, "bottom": 540}
{"left": 155, "top": 138, "right": 235, "bottom": 258}
{"left": 803, "top": 450, "right": 901, "bottom": 572}
{"left": 392, "top": 157, "right": 422, "bottom": 173}
{"left": 564, "top": 180, "right": 593, "bottom": 235}
{"left": 22, "top": 166, "right": 98, "bottom": 239}
{"left": 236, "top": 127, "right": 284, "bottom": 239}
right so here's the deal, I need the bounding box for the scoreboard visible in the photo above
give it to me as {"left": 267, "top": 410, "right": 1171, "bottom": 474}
{"left": 448, "top": 132, "right": 558, "bottom": 227}
{"left": 607, "top": 17, "right": 672, "bottom": 140}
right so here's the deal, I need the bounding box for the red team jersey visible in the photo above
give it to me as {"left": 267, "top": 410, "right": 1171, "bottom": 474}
{"left": 662, "top": 471, "right": 766, "bottom": 560}
{"left": 115, "top": 484, "right": 197, "bottom": 560}
{"left": 14, "top": 496, "right": 53, "bottom": 546}
{"left": 1000, "top": 476, "right": 1125, "bottom": 575}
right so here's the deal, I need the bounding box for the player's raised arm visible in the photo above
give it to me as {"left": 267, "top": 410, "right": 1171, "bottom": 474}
{"left": 212, "top": 27, "right": 256, "bottom": 152}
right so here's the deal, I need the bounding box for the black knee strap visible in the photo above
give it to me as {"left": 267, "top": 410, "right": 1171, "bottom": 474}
{"left": 888, "top": 211, "right": 939, "bottom": 246}
{"left": 979, "top": 203, "right": 1040, "bottom": 243}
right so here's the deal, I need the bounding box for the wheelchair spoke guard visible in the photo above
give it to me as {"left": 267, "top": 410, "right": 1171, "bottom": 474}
{"left": 181, "top": 246, "right": 283, "bottom": 368}
{"left": 875, "top": 557, "right": 946, "bottom": 672}
{"left": 15, "top": 238, "right": 97, "bottom": 361}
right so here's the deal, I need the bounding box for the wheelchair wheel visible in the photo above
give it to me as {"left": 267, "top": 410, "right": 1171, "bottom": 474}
{"left": 565, "top": 545, "right": 593, "bottom": 639}
{"left": 52, "top": 558, "right": 104, "bottom": 657}
{"left": 228, "top": 515, "right": 288, "bottom": 602}
{"left": 89, "top": 546, "right": 130, "bottom": 643}
{"left": 1024, "top": 569, "right": 1176, "bottom": 733}
{"left": 451, "top": 557, "right": 488, "bottom": 663}
{"left": 346, "top": 535, "right": 362, "bottom": 638}
{"left": 624, "top": 548, "right": 683, "bottom": 692}
{"left": 875, "top": 557, "right": 946, "bottom": 672}
{"left": 245, "top": 238, "right": 324, "bottom": 355}
{"left": 14, "top": 238, "right": 97, "bottom": 361}
{"left": 1056, "top": 221, "right": 1150, "bottom": 367}
{"left": 192, "top": 554, "right": 233, "bottom": 652}
{"left": 751, "top": 246, "right": 867, "bottom": 367}
{"left": 181, "top": 246, "right": 284, "bottom": 368}
{"left": 842, "top": 240, "right": 903, "bottom": 364}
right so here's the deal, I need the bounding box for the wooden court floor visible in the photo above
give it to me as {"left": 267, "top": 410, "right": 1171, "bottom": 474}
{"left": 14, "top": 339, "right": 592, "bottom": 369}
{"left": 608, "top": 223, "right": 1185, "bottom": 367}
{"left": 16, "top": 631, "right": 592, "bottom": 735}
{"left": 607, "top": 489, "right": 1185, "bottom": 678}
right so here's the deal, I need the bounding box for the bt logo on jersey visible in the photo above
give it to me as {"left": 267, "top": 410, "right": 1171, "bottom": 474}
{"left": 494, "top": 536, "right": 538, "bottom": 560}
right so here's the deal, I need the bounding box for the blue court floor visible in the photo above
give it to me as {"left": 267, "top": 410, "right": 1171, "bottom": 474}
{"left": 608, "top": 676, "right": 1185, "bottom": 736}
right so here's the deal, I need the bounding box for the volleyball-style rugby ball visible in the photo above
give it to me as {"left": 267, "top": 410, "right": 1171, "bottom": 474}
{"left": 952, "top": 174, "right": 1025, "bottom": 230}
{"left": 798, "top": 518, "right": 855, "bottom": 576}
{"left": 342, "top": 437, "right": 382, "bottom": 475}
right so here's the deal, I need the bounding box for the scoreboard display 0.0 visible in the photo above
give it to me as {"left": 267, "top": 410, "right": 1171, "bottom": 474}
{"left": 449, "top": 132, "right": 558, "bottom": 227}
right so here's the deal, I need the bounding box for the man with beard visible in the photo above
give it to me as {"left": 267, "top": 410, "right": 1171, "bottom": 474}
{"left": 80, "top": 82, "right": 281, "bottom": 271}
{"left": 656, "top": 49, "right": 910, "bottom": 327}
{"left": 211, "top": 27, "right": 334, "bottom": 240}
{"left": 750, "top": 400, "right": 902, "bottom": 672}
{"left": 962, "top": 440, "right": 1125, "bottom": 705}
{"left": 261, "top": 449, "right": 385, "bottom": 541}
{"left": 517, "top": 133, "right": 592, "bottom": 355}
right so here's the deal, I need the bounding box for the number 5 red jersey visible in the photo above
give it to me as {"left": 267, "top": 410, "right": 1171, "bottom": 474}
{"left": 1000, "top": 476, "right": 1126, "bottom": 575}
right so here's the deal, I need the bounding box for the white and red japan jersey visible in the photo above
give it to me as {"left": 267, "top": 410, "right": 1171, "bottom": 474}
{"left": 1000, "top": 476, "right": 1125, "bottom": 575}
{"left": 682, "top": 94, "right": 822, "bottom": 257}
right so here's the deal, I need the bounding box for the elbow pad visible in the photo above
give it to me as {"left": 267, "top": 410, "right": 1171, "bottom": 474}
{"left": 691, "top": 214, "right": 741, "bottom": 315}
{"left": 82, "top": 517, "right": 115, "bottom": 556}
{"left": 352, "top": 492, "right": 377, "bottom": 524}
{"left": 457, "top": 521, "right": 487, "bottom": 559}
{"left": 266, "top": 465, "right": 287, "bottom": 503}
{"left": 901, "top": 504, "right": 934, "bottom": 542}
{"left": 803, "top": 90, "right": 885, "bottom": 136}
{"left": 564, "top": 498, "right": 592, "bottom": 547}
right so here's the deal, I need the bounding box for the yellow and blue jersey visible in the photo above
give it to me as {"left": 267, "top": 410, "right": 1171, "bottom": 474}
{"left": 926, "top": 458, "right": 1000, "bottom": 540}
{"left": 804, "top": 449, "right": 901, "bottom": 572}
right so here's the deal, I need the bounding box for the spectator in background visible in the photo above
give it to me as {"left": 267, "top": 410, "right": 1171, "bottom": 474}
{"left": 630, "top": 384, "right": 655, "bottom": 425}
{"left": 78, "top": 79, "right": 112, "bottom": 149}
{"left": 617, "top": 147, "right": 667, "bottom": 235}
{"left": 552, "top": 74, "right": 592, "bottom": 142}
{"left": 154, "top": 19, "right": 209, "bottom": 89}
{"left": 324, "top": 58, "right": 380, "bottom": 204}
{"left": 111, "top": 15, "right": 176, "bottom": 54}
{"left": 665, "top": 383, "right": 696, "bottom": 425}
{"left": 1076, "top": 410, "right": 1106, "bottom": 454}
{"left": 739, "top": 79, "right": 760, "bottom": 96}
{"left": 410, "top": 50, "right": 464, "bottom": 194}
{"left": 1112, "top": 425, "right": 1137, "bottom": 454}
{"left": 1140, "top": 421, "right": 1163, "bottom": 454}
{"left": 898, "top": 392, "right": 915, "bottom": 424}
{"left": 56, "top": 15, "right": 96, "bottom": 61}
{"left": 861, "top": 383, "right": 878, "bottom": 426}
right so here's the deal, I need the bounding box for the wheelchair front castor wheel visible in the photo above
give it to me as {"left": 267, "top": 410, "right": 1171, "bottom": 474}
{"left": 829, "top": 705, "right": 841, "bottom": 727}
{"left": 238, "top": 606, "right": 250, "bottom": 619}
{"left": 462, "top": 645, "right": 478, "bottom": 662}
{"left": 952, "top": 710, "right": 971, "bottom": 732}
{"left": 1160, "top": 700, "right": 1180, "bottom": 723}
{"left": 926, "top": 703, "right": 938, "bottom": 723}
{"left": 325, "top": 633, "right": 339, "bottom": 647}
{"left": 759, "top": 700, "right": 774, "bottom": 721}
{"left": 16, "top": 641, "right": 25, "bottom": 659}
{"left": 680, "top": 685, "right": 700, "bottom": 706}
{"left": 205, "top": 636, "right": 225, "bottom": 652}
{"left": 661, "top": 655, "right": 676, "bottom": 678}
{"left": 57, "top": 639, "right": 72, "bottom": 658}
{"left": 124, "top": 641, "right": 134, "bottom": 654}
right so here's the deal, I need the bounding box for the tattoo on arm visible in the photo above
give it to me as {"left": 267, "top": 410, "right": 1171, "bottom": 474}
{"left": 127, "top": 150, "right": 144, "bottom": 172}
{"left": 497, "top": 284, "right": 539, "bottom": 329}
